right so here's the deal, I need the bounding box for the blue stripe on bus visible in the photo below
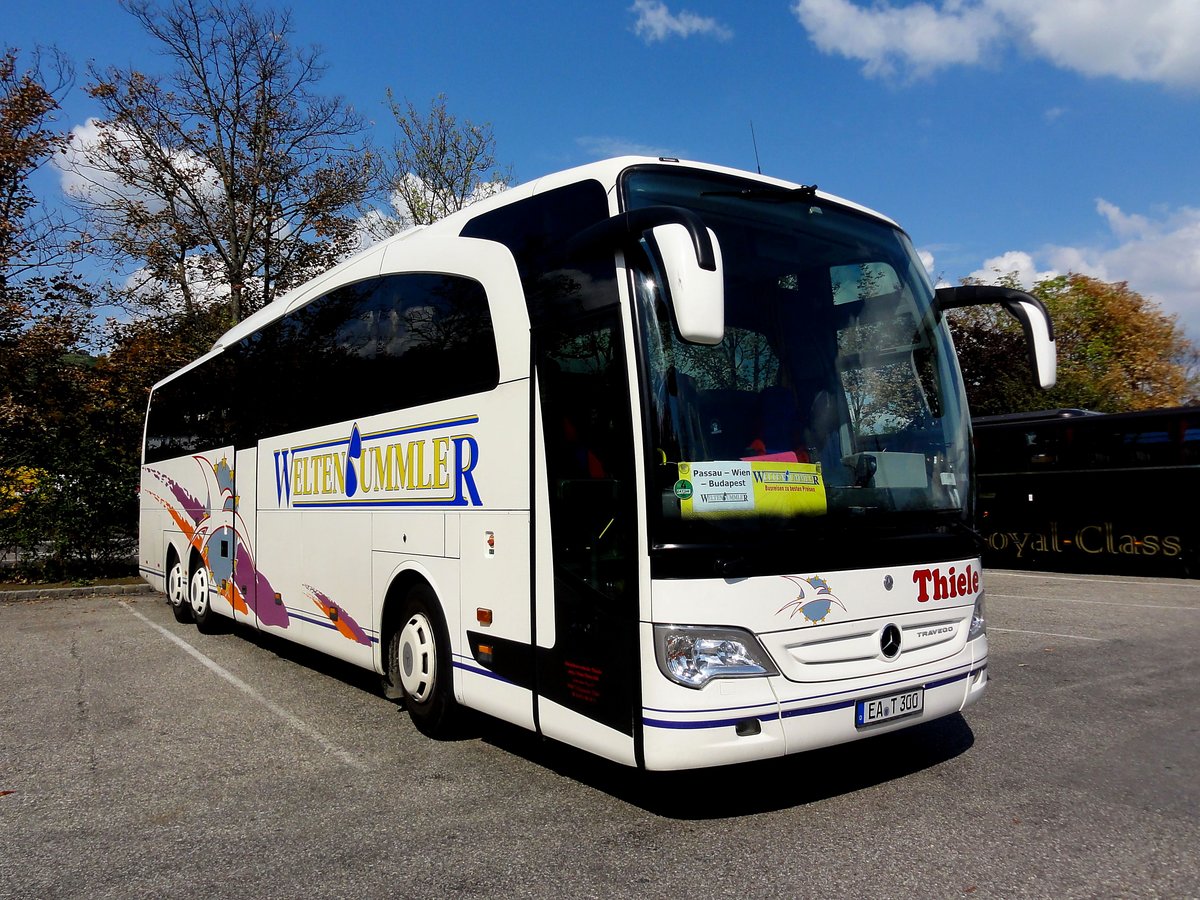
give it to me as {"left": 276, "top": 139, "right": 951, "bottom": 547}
{"left": 292, "top": 497, "right": 471, "bottom": 508}
{"left": 290, "top": 415, "right": 481, "bottom": 454}
{"left": 452, "top": 654, "right": 513, "bottom": 684}
{"left": 642, "top": 699, "right": 779, "bottom": 716}
{"left": 369, "top": 416, "right": 480, "bottom": 442}
{"left": 780, "top": 698, "right": 858, "bottom": 720}
{"left": 642, "top": 712, "right": 782, "bottom": 730}
{"left": 642, "top": 665, "right": 983, "bottom": 730}
{"left": 283, "top": 608, "right": 380, "bottom": 643}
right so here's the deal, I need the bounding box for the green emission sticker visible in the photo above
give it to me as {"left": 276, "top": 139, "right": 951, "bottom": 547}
{"left": 674, "top": 479, "right": 693, "bottom": 500}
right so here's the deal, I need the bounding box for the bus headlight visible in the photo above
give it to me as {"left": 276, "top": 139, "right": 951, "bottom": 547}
{"left": 968, "top": 592, "right": 987, "bottom": 641}
{"left": 654, "top": 625, "right": 779, "bottom": 689}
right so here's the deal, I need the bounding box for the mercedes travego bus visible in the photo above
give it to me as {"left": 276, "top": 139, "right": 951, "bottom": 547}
{"left": 139, "top": 157, "right": 1056, "bottom": 770}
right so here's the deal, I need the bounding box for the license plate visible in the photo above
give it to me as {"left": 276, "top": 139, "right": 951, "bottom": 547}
{"left": 855, "top": 688, "right": 924, "bottom": 727}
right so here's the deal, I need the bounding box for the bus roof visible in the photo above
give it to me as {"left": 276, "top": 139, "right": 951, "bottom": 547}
{"left": 208, "top": 156, "right": 901, "bottom": 354}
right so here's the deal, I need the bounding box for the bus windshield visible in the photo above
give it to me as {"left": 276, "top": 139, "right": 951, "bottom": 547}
{"left": 624, "top": 166, "right": 970, "bottom": 551}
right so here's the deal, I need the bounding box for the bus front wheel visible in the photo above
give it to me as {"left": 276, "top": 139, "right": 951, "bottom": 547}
{"left": 388, "top": 584, "right": 458, "bottom": 737}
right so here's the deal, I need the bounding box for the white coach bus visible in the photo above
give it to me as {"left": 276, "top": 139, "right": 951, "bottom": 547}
{"left": 139, "top": 157, "right": 1055, "bottom": 770}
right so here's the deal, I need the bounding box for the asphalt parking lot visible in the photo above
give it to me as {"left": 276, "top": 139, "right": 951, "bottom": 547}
{"left": 1, "top": 570, "right": 1197, "bottom": 899}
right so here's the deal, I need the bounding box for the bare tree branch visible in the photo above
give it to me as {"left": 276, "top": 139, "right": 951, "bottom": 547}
{"left": 66, "top": 0, "right": 373, "bottom": 323}
{"left": 366, "top": 92, "right": 510, "bottom": 239}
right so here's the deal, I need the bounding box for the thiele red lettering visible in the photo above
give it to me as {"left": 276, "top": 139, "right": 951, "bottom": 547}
{"left": 914, "top": 564, "right": 980, "bottom": 603}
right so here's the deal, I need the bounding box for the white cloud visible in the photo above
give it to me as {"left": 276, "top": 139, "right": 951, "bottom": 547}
{"left": 630, "top": 0, "right": 733, "bottom": 43}
{"left": 57, "top": 117, "right": 221, "bottom": 213}
{"left": 792, "top": 0, "right": 1200, "bottom": 88}
{"left": 1094, "top": 199, "right": 1153, "bottom": 241}
{"left": 993, "top": 0, "right": 1200, "bottom": 88}
{"left": 576, "top": 135, "right": 678, "bottom": 159}
{"left": 968, "top": 250, "right": 1060, "bottom": 288}
{"left": 354, "top": 173, "right": 509, "bottom": 246}
{"left": 966, "top": 200, "right": 1200, "bottom": 344}
{"left": 793, "top": 0, "right": 1001, "bottom": 79}
{"left": 121, "top": 256, "right": 231, "bottom": 314}
{"left": 57, "top": 119, "right": 149, "bottom": 208}
{"left": 918, "top": 247, "right": 954, "bottom": 287}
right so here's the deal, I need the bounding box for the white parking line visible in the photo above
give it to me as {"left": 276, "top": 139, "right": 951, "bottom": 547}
{"left": 988, "top": 627, "right": 1104, "bottom": 642}
{"left": 120, "top": 601, "right": 370, "bottom": 771}
{"left": 988, "top": 592, "right": 1200, "bottom": 612}
{"left": 987, "top": 571, "right": 1200, "bottom": 591}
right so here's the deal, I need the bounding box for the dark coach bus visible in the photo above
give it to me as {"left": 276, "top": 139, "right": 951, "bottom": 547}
{"left": 973, "top": 407, "right": 1200, "bottom": 578}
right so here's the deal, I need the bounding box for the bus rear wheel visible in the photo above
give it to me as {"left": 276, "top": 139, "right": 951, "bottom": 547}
{"left": 388, "top": 584, "right": 459, "bottom": 737}
{"left": 189, "top": 564, "right": 218, "bottom": 633}
{"left": 167, "top": 557, "right": 192, "bottom": 623}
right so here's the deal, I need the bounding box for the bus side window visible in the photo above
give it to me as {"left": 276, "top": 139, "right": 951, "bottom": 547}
{"left": 145, "top": 352, "right": 237, "bottom": 462}
{"left": 235, "top": 273, "right": 500, "bottom": 443}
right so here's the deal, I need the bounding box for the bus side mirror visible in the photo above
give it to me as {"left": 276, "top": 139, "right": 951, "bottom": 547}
{"left": 646, "top": 222, "right": 725, "bottom": 345}
{"left": 566, "top": 205, "right": 725, "bottom": 345}
{"left": 935, "top": 285, "right": 1057, "bottom": 389}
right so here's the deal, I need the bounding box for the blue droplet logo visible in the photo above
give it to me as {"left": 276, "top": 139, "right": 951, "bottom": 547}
{"left": 346, "top": 424, "right": 362, "bottom": 497}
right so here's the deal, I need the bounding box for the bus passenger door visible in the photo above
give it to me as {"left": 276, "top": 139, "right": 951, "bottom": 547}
{"left": 532, "top": 309, "right": 641, "bottom": 765}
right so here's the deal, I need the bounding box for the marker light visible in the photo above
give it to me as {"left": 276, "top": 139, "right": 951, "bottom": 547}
{"left": 654, "top": 625, "right": 779, "bottom": 689}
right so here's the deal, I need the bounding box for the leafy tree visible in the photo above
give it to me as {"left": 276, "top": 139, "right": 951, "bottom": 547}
{"left": 0, "top": 44, "right": 207, "bottom": 581}
{"left": 68, "top": 0, "right": 373, "bottom": 324}
{"left": 0, "top": 45, "right": 76, "bottom": 285}
{"left": 949, "top": 273, "right": 1200, "bottom": 416}
{"left": 0, "top": 276, "right": 224, "bottom": 580}
{"left": 0, "top": 45, "right": 118, "bottom": 580}
{"left": 0, "top": 274, "right": 128, "bottom": 580}
{"left": 366, "top": 92, "right": 510, "bottom": 238}
{"left": 101, "top": 303, "right": 228, "bottom": 442}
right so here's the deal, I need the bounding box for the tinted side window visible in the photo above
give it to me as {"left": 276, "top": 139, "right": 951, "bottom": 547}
{"left": 145, "top": 274, "right": 500, "bottom": 460}
{"left": 238, "top": 273, "right": 499, "bottom": 442}
{"left": 460, "top": 180, "right": 616, "bottom": 325}
{"left": 144, "top": 353, "right": 237, "bottom": 463}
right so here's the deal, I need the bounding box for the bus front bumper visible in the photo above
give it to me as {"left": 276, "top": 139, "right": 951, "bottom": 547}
{"left": 640, "top": 635, "right": 989, "bottom": 771}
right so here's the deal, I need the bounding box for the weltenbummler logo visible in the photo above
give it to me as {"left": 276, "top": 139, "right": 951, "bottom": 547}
{"left": 273, "top": 416, "right": 482, "bottom": 508}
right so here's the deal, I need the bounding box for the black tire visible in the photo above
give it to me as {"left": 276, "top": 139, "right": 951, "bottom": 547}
{"left": 166, "top": 557, "right": 192, "bottom": 624}
{"left": 189, "top": 563, "right": 219, "bottom": 634}
{"left": 387, "top": 583, "right": 459, "bottom": 737}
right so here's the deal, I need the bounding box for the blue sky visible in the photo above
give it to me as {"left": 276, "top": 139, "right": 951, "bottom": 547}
{"left": 9, "top": 0, "right": 1200, "bottom": 342}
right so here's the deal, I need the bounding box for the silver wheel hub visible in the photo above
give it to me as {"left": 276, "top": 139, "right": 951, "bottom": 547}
{"left": 190, "top": 568, "right": 210, "bottom": 617}
{"left": 168, "top": 564, "right": 188, "bottom": 608}
{"left": 397, "top": 613, "right": 436, "bottom": 704}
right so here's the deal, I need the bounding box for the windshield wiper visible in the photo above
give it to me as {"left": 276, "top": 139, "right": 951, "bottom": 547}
{"left": 699, "top": 185, "right": 819, "bottom": 202}
{"left": 947, "top": 518, "right": 987, "bottom": 550}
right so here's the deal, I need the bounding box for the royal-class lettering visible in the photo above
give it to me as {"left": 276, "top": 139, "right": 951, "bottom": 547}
{"left": 982, "top": 521, "right": 1183, "bottom": 559}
